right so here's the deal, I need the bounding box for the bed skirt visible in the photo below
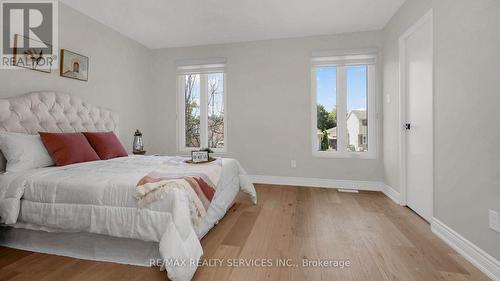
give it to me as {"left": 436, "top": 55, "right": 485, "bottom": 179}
{"left": 0, "top": 226, "right": 161, "bottom": 266}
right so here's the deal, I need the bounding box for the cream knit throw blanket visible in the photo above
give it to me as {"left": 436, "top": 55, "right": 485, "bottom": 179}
{"left": 135, "top": 168, "right": 220, "bottom": 227}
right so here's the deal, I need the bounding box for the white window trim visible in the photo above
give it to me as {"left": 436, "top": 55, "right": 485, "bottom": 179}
{"left": 177, "top": 72, "right": 228, "bottom": 154}
{"left": 310, "top": 51, "right": 378, "bottom": 159}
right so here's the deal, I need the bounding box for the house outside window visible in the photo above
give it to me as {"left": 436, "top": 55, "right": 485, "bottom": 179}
{"left": 362, "top": 135, "right": 368, "bottom": 145}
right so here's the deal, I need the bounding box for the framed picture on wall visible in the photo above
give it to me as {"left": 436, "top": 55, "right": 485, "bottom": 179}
{"left": 60, "top": 49, "right": 89, "bottom": 81}
{"left": 13, "top": 34, "right": 53, "bottom": 73}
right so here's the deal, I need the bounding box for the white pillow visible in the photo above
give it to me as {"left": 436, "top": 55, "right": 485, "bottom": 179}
{"left": 0, "top": 132, "right": 54, "bottom": 172}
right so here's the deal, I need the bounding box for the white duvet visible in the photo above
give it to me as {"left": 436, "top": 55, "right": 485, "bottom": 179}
{"left": 0, "top": 155, "right": 257, "bottom": 281}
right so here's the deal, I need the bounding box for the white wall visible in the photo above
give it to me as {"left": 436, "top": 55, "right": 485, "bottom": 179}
{"left": 383, "top": 0, "right": 500, "bottom": 261}
{"left": 148, "top": 32, "right": 384, "bottom": 181}
{"left": 0, "top": 4, "right": 153, "bottom": 151}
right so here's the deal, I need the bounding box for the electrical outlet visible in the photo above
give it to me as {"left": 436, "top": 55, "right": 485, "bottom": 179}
{"left": 290, "top": 160, "right": 297, "bottom": 169}
{"left": 489, "top": 210, "right": 500, "bottom": 233}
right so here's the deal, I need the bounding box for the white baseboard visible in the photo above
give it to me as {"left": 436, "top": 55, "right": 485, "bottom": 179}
{"left": 381, "top": 184, "right": 402, "bottom": 205}
{"left": 248, "top": 175, "right": 383, "bottom": 191}
{"left": 248, "top": 175, "right": 404, "bottom": 206}
{"left": 431, "top": 218, "right": 500, "bottom": 281}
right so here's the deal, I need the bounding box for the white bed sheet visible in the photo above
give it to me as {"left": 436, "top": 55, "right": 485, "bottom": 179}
{"left": 0, "top": 155, "right": 257, "bottom": 281}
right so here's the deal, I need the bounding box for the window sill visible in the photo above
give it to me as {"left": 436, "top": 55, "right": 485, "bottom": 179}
{"left": 312, "top": 151, "right": 376, "bottom": 159}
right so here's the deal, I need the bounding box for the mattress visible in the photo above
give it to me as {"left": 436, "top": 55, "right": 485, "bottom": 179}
{"left": 0, "top": 155, "right": 257, "bottom": 281}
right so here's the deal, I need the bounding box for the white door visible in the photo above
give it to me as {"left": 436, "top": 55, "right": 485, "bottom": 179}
{"left": 401, "top": 11, "right": 433, "bottom": 221}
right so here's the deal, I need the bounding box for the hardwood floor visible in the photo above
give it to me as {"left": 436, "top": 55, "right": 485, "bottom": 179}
{"left": 0, "top": 184, "right": 491, "bottom": 281}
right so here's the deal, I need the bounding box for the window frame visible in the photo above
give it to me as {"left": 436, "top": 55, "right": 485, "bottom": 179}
{"left": 310, "top": 51, "right": 378, "bottom": 159}
{"left": 177, "top": 72, "right": 228, "bottom": 153}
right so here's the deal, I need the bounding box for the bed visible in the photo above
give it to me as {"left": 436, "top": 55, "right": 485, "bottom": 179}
{"left": 0, "top": 91, "right": 257, "bottom": 281}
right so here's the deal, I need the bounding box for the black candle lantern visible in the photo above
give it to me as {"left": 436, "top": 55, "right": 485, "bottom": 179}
{"left": 133, "top": 129, "right": 145, "bottom": 155}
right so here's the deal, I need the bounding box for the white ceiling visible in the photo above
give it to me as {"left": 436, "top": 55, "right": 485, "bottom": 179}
{"left": 61, "top": 0, "right": 406, "bottom": 49}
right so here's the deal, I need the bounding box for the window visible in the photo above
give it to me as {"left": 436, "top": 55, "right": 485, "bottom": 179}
{"left": 311, "top": 51, "right": 376, "bottom": 158}
{"left": 177, "top": 59, "right": 226, "bottom": 152}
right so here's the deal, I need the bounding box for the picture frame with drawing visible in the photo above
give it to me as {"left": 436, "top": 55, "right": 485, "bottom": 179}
{"left": 60, "top": 49, "right": 89, "bottom": 81}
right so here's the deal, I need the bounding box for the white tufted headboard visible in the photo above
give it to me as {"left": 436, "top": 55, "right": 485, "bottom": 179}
{"left": 0, "top": 91, "right": 119, "bottom": 171}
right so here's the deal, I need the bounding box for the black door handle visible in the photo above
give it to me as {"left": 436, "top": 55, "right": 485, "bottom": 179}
{"left": 405, "top": 123, "right": 411, "bottom": 130}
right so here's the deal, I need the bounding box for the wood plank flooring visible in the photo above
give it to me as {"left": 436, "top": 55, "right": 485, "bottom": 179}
{"left": 0, "top": 184, "right": 491, "bottom": 281}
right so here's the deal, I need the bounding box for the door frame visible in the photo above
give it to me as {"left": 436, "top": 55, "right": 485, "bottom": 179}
{"left": 398, "top": 9, "right": 434, "bottom": 212}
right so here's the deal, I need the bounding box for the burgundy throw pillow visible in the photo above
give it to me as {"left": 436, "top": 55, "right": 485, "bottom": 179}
{"left": 39, "top": 132, "right": 100, "bottom": 166}
{"left": 83, "top": 132, "right": 128, "bottom": 160}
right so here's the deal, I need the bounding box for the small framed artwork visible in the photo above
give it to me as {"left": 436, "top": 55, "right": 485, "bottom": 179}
{"left": 191, "top": 151, "right": 209, "bottom": 163}
{"left": 13, "top": 34, "right": 53, "bottom": 73}
{"left": 60, "top": 49, "right": 89, "bottom": 81}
